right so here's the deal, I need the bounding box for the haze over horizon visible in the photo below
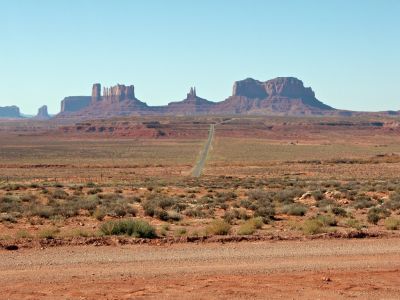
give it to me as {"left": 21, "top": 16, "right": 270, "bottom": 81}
{"left": 2, "top": 0, "right": 400, "bottom": 114}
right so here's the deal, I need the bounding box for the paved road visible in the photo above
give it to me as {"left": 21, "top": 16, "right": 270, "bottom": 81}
{"left": 192, "top": 124, "right": 215, "bottom": 177}
{"left": 1, "top": 239, "right": 400, "bottom": 299}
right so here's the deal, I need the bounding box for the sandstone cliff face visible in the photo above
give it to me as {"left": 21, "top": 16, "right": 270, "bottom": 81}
{"left": 57, "top": 77, "right": 336, "bottom": 119}
{"left": 213, "top": 77, "right": 333, "bottom": 115}
{"left": 60, "top": 96, "right": 92, "bottom": 113}
{"left": 0, "top": 106, "right": 21, "bottom": 118}
{"left": 34, "top": 105, "right": 51, "bottom": 120}
{"left": 102, "top": 84, "right": 135, "bottom": 103}
{"left": 91, "top": 84, "right": 101, "bottom": 104}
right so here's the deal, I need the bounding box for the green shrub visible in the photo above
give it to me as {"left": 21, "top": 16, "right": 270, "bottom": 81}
{"left": 367, "top": 207, "right": 390, "bottom": 224}
{"left": 38, "top": 227, "right": 60, "bottom": 239}
{"left": 316, "top": 214, "right": 337, "bottom": 226}
{"left": 100, "top": 219, "right": 156, "bottom": 238}
{"left": 254, "top": 205, "right": 275, "bottom": 223}
{"left": 302, "top": 219, "right": 325, "bottom": 235}
{"left": 331, "top": 207, "right": 347, "bottom": 217}
{"left": 237, "top": 217, "right": 263, "bottom": 235}
{"left": 0, "top": 213, "right": 17, "bottom": 223}
{"left": 175, "top": 227, "right": 187, "bottom": 236}
{"left": 354, "top": 195, "right": 374, "bottom": 209}
{"left": 385, "top": 217, "right": 400, "bottom": 230}
{"left": 206, "top": 219, "right": 231, "bottom": 235}
{"left": 346, "top": 218, "right": 364, "bottom": 230}
{"left": 282, "top": 203, "right": 308, "bottom": 216}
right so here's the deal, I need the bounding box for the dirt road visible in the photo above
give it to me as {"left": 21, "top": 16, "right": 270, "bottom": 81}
{"left": 192, "top": 124, "right": 215, "bottom": 177}
{"left": 1, "top": 238, "right": 400, "bottom": 299}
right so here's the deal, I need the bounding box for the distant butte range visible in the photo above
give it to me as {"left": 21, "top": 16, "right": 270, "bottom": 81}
{"left": 1, "top": 77, "right": 399, "bottom": 119}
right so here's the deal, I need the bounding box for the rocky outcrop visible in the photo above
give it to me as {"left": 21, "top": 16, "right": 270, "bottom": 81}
{"left": 102, "top": 84, "right": 135, "bottom": 103}
{"left": 60, "top": 96, "right": 92, "bottom": 113}
{"left": 211, "top": 77, "right": 333, "bottom": 115}
{"left": 57, "top": 77, "right": 336, "bottom": 119}
{"left": 165, "top": 87, "right": 216, "bottom": 115}
{"left": 58, "top": 83, "right": 150, "bottom": 118}
{"left": 0, "top": 106, "right": 21, "bottom": 118}
{"left": 34, "top": 105, "right": 51, "bottom": 120}
{"left": 91, "top": 84, "right": 101, "bottom": 104}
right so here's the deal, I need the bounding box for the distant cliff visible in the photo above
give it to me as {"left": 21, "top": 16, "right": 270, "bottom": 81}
{"left": 56, "top": 77, "right": 338, "bottom": 118}
{"left": 34, "top": 105, "right": 51, "bottom": 120}
{"left": 60, "top": 96, "right": 91, "bottom": 113}
{"left": 0, "top": 106, "right": 21, "bottom": 118}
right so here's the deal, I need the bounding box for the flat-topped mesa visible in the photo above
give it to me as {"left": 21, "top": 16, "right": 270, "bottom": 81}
{"left": 0, "top": 105, "right": 21, "bottom": 118}
{"left": 232, "top": 77, "right": 316, "bottom": 99}
{"left": 103, "top": 84, "right": 135, "bottom": 103}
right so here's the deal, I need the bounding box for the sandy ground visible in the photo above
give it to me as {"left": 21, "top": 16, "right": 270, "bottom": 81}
{"left": 1, "top": 238, "right": 400, "bottom": 299}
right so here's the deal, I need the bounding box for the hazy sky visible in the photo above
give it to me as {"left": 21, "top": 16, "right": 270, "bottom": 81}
{"left": 2, "top": 0, "right": 399, "bottom": 114}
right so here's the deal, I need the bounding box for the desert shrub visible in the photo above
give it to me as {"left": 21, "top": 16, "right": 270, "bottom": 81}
{"left": 316, "top": 214, "right": 337, "bottom": 226}
{"left": 354, "top": 195, "right": 374, "bottom": 209}
{"left": 346, "top": 218, "right": 364, "bottom": 230}
{"left": 214, "top": 191, "right": 237, "bottom": 203}
{"left": 383, "top": 193, "right": 400, "bottom": 211}
{"left": 38, "top": 227, "right": 60, "bottom": 239}
{"left": 15, "top": 230, "right": 32, "bottom": 239}
{"left": 87, "top": 188, "right": 103, "bottom": 195}
{"left": 100, "top": 219, "right": 156, "bottom": 238}
{"left": 31, "top": 206, "right": 55, "bottom": 219}
{"left": 172, "top": 202, "right": 188, "bottom": 212}
{"left": 0, "top": 196, "right": 22, "bottom": 214}
{"left": 52, "top": 189, "right": 68, "bottom": 199}
{"left": 367, "top": 207, "right": 390, "bottom": 224}
{"left": 143, "top": 195, "right": 176, "bottom": 217}
{"left": 302, "top": 218, "right": 325, "bottom": 235}
{"left": 20, "top": 193, "right": 37, "bottom": 202}
{"left": 0, "top": 213, "right": 17, "bottom": 223}
{"left": 274, "top": 188, "right": 304, "bottom": 204}
{"left": 311, "top": 190, "right": 325, "bottom": 201}
{"left": 254, "top": 205, "right": 275, "bottom": 223}
{"left": 223, "top": 209, "right": 248, "bottom": 224}
{"left": 316, "top": 199, "right": 335, "bottom": 211}
{"left": 385, "top": 217, "right": 400, "bottom": 230}
{"left": 281, "top": 203, "right": 308, "bottom": 216}
{"left": 184, "top": 208, "right": 206, "bottom": 218}
{"left": 98, "top": 193, "right": 122, "bottom": 201}
{"left": 175, "top": 227, "right": 187, "bottom": 236}
{"left": 247, "top": 189, "right": 272, "bottom": 205}
{"left": 237, "top": 217, "right": 263, "bottom": 235}
{"left": 206, "top": 219, "right": 231, "bottom": 235}
{"left": 331, "top": 206, "right": 347, "bottom": 217}
{"left": 166, "top": 210, "right": 182, "bottom": 222}
{"left": 93, "top": 207, "right": 106, "bottom": 221}
{"left": 154, "top": 208, "right": 169, "bottom": 221}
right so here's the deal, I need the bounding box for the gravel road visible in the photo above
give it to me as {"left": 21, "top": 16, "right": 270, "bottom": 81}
{"left": 192, "top": 124, "right": 214, "bottom": 177}
{"left": 1, "top": 238, "right": 400, "bottom": 299}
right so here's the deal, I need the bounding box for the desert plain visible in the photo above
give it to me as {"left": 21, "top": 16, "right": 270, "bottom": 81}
{"left": 1, "top": 115, "right": 400, "bottom": 299}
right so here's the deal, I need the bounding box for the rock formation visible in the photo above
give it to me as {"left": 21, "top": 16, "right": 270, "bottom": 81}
{"left": 102, "top": 84, "right": 135, "bottom": 103}
{"left": 34, "top": 105, "right": 51, "bottom": 120}
{"left": 165, "top": 87, "right": 216, "bottom": 115}
{"left": 56, "top": 77, "right": 336, "bottom": 118}
{"left": 57, "top": 83, "right": 150, "bottom": 118}
{"left": 0, "top": 106, "right": 21, "bottom": 118}
{"left": 211, "top": 77, "right": 333, "bottom": 115}
{"left": 60, "top": 96, "right": 92, "bottom": 113}
{"left": 91, "top": 84, "right": 101, "bottom": 104}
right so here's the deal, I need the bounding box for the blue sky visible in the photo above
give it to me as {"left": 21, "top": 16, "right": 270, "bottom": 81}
{"left": 1, "top": 0, "right": 399, "bottom": 114}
